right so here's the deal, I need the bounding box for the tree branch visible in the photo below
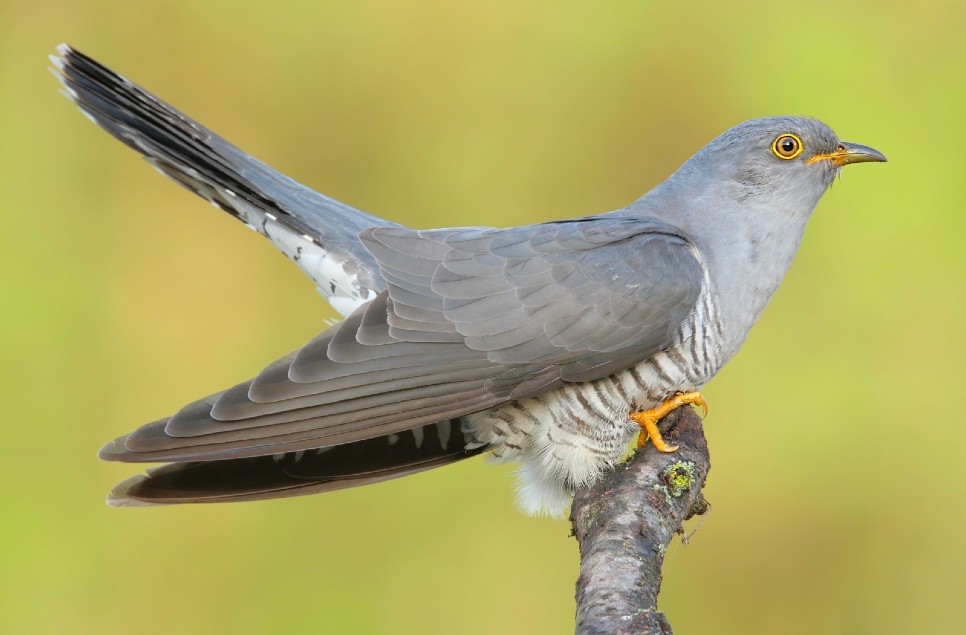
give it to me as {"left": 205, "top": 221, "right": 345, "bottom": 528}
{"left": 570, "top": 407, "right": 712, "bottom": 634}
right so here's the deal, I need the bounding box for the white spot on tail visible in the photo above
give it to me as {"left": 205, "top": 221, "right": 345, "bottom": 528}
{"left": 436, "top": 420, "right": 452, "bottom": 450}
{"left": 412, "top": 426, "right": 424, "bottom": 449}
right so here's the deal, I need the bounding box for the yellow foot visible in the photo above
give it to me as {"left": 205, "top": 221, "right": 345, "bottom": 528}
{"left": 630, "top": 391, "right": 709, "bottom": 452}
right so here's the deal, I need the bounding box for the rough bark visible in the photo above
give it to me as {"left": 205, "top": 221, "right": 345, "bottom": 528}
{"left": 570, "top": 406, "right": 711, "bottom": 635}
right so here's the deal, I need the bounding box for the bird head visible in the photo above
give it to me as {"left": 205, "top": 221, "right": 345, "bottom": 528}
{"left": 685, "top": 116, "right": 887, "bottom": 212}
{"left": 631, "top": 116, "right": 887, "bottom": 286}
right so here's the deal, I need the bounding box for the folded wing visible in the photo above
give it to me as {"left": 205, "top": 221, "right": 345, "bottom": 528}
{"left": 101, "top": 217, "right": 705, "bottom": 464}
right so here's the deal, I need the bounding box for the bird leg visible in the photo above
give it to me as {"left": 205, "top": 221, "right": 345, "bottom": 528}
{"left": 630, "top": 392, "right": 709, "bottom": 452}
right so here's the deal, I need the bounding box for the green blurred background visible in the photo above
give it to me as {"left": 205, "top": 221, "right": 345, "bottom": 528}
{"left": 2, "top": 1, "right": 963, "bottom": 633}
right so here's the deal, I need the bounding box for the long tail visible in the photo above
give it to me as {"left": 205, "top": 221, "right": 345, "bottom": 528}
{"left": 51, "top": 44, "right": 396, "bottom": 317}
{"left": 108, "top": 419, "right": 482, "bottom": 505}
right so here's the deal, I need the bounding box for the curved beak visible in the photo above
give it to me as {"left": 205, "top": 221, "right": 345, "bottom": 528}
{"left": 807, "top": 141, "right": 887, "bottom": 166}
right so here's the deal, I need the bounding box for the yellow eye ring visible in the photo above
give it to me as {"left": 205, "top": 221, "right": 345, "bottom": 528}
{"left": 771, "top": 133, "right": 804, "bottom": 160}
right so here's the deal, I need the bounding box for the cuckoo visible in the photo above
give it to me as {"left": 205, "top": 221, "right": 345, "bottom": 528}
{"left": 52, "top": 45, "right": 886, "bottom": 516}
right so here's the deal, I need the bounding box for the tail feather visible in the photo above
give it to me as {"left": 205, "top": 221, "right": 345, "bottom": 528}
{"left": 108, "top": 419, "right": 483, "bottom": 505}
{"left": 51, "top": 43, "right": 396, "bottom": 317}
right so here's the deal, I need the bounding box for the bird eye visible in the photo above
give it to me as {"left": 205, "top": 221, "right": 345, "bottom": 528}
{"left": 772, "top": 133, "right": 804, "bottom": 160}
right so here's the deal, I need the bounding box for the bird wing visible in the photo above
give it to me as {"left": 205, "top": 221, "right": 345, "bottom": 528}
{"left": 51, "top": 44, "right": 393, "bottom": 316}
{"left": 101, "top": 217, "right": 706, "bottom": 463}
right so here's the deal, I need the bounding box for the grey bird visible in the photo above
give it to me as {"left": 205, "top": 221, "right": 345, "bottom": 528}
{"left": 52, "top": 45, "right": 886, "bottom": 516}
